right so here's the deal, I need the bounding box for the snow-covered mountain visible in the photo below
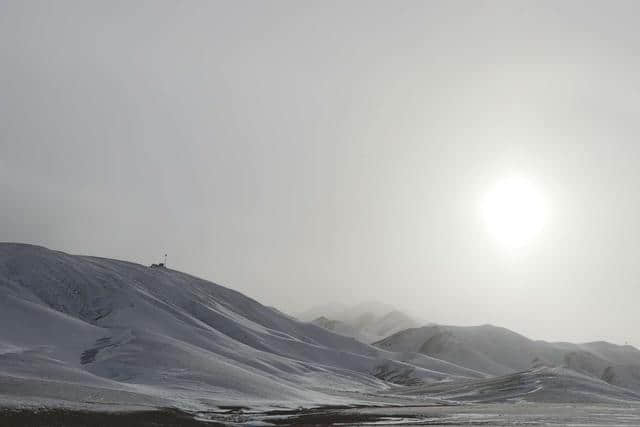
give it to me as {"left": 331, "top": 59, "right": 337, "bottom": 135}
{"left": 374, "top": 324, "right": 640, "bottom": 392}
{"left": 0, "top": 243, "right": 479, "bottom": 411}
{"left": 300, "top": 302, "right": 419, "bottom": 344}
{"left": 394, "top": 366, "right": 640, "bottom": 404}
{"left": 2, "top": 243, "right": 640, "bottom": 414}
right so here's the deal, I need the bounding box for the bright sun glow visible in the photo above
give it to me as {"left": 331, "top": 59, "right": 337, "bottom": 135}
{"left": 481, "top": 176, "right": 547, "bottom": 249}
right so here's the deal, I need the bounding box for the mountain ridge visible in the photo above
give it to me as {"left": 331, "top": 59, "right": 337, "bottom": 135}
{"left": 374, "top": 323, "right": 640, "bottom": 392}
{"left": 2, "top": 242, "right": 640, "bottom": 413}
{"left": 0, "top": 243, "right": 481, "bottom": 410}
{"left": 303, "top": 302, "right": 419, "bottom": 343}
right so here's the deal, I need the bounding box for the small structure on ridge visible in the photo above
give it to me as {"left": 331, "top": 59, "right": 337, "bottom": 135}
{"left": 150, "top": 253, "right": 167, "bottom": 268}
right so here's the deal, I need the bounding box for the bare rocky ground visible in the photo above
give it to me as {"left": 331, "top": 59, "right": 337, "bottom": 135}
{"left": 208, "top": 403, "right": 640, "bottom": 425}
{"left": 5, "top": 403, "right": 640, "bottom": 426}
{"left": 0, "top": 407, "right": 220, "bottom": 427}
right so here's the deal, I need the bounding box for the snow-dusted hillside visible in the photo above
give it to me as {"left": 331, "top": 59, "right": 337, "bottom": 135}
{"left": 0, "top": 244, "right": 478, "bottom": 411}
{"left": 394, "top": 366, "right": 640, "bottom": 404}
{"left": 374, "top": 324, "right": 640, "bottom": 392}
{"left": 2, "top": 243, "right": 640, "bottom": 414}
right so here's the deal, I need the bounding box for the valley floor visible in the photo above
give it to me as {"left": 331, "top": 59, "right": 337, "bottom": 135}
{"left": 4, "top": 403, "right": 640, "bottom": 426}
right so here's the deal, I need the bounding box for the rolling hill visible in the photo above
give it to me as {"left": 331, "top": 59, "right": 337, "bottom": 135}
{"left": 0, "top": 243, "right": 479, "bottom": 411}
{"left": 374, "top": 324, "right": 640, "bottom": 392}
{"left": 2, "top": 243, "right": 640, "bottom": 415}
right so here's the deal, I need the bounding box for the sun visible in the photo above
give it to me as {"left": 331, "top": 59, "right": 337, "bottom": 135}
{"left": 481, "top": 176, "right": 547, "bottom": 249}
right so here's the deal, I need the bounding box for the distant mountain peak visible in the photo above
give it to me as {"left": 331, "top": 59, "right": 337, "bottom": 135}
{"left": 304, "top": 303, "right": 418, "bottom": 344}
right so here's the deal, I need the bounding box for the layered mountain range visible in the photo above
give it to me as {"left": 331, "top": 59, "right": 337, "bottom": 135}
{"left": 1, "top": 243, "right": 639, "bottom": 412}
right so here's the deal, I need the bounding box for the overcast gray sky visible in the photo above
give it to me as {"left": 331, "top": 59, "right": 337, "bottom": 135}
{"left": 2, "top": 0, "right": 640, "bottom": 346}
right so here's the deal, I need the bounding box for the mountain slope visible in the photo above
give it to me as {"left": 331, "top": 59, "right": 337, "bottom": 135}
{"left": 3, "top": 243, "right": 639, "bottom": 411}
{"left": 374, "top": 324, "right": 640, "bottom": 392}
{"left": 0, "top": 243, "right": 479, "bottom": 410}
{"left": 394, "top": 366, "right": 640, "bottom": 404}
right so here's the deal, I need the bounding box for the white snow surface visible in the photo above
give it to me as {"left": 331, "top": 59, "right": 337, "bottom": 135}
{"left": 3, "top": 243, "right": 640, "bottom": 413}
{"left": 0, "top": 244, "right": 478, "bottom": 411}
{"left": 374, "top": 324, "right": 640, "bottom": 393}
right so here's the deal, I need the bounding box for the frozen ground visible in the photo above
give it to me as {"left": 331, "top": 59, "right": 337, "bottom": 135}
{"left": 6, "top": 403, "right": 639, "bottom": 426}
{"left": 256, "top": 403, "right": 640, "bottom": 426}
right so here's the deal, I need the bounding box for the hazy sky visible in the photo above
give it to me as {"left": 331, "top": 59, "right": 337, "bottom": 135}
{"left": 3, "top": 1, "right": 640, "bottom": 346}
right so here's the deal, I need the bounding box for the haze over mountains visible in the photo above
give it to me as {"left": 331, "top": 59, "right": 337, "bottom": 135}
{"left": 299, "top": 302, "right": 419, "bottom": 344}
{"left": 2, "top": 243, "right": 640, "bottom": 414}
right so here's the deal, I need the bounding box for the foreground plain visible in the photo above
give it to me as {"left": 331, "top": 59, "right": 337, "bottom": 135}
{"left": 4, "top": 403, "right": 640, "bottom": 426}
